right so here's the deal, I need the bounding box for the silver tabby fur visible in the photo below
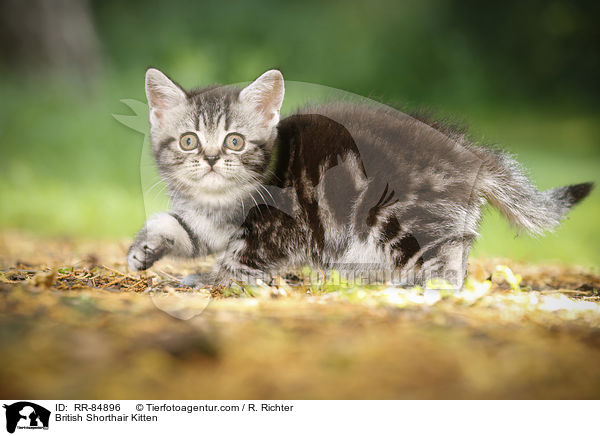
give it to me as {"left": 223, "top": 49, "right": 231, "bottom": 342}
{"left": 128, "top": 68, "right": 592, "bottom": 289}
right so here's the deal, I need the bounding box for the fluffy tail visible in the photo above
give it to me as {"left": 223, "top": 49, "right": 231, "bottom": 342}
{"left": 480, "top": 151, "right": 593, "bottom": 235}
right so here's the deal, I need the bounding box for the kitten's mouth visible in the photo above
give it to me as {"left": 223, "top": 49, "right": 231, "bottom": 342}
{"left": 199, "top": 168, "right": 228, "bottom": 182}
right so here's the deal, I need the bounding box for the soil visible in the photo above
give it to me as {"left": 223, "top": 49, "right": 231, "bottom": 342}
{"left": 1, "top": 230, "right": 599, "bottom": 399}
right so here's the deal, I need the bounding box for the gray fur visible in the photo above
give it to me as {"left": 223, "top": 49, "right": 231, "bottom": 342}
{"left": 128, "top": 68, "right": 593, "bottom": 289}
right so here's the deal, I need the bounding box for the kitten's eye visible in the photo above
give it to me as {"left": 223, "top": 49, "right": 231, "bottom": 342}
{"left": 179, "top": 132, "right": 199, "bottom": 151}
{"left": 223, "top": 133, "right": 245, "bottom": 151}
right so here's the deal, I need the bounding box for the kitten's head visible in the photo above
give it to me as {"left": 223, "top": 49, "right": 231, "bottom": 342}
{"left": 145, "top": 68, "right": 284, "bottom": 208}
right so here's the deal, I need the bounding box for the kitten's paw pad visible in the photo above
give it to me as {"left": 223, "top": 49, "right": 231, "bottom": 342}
{"left": 127, "top": 237, "right": 174, "bottom": 271}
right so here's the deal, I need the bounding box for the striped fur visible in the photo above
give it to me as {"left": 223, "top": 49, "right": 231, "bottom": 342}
{"left": 128, "top": 69, "right": 593, "bottom": 289}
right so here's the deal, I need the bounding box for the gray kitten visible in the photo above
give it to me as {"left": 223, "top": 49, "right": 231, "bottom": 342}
{"left": 127, "top": 68, "right": 592, "bottom": 289}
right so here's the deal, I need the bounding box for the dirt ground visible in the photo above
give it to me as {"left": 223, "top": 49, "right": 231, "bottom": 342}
{"left": 1, "top": 230, "right": 600, "bottom": 399}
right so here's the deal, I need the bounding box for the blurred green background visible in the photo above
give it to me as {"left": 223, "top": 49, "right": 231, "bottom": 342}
{"left": 0, "top": 0, "right": 598, "bottom": 266}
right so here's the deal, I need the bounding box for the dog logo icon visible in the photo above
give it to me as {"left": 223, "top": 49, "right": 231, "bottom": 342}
{"left": 3, "top": 402, "right": 50, "bottom": 433}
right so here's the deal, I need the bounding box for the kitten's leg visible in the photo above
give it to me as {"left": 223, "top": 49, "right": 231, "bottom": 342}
{"left": 419, "top": 236, "right": 474, "bottom": 290}
{"left": 183, "top": 238, "right": 273, "bottom": 288}
{"left": 180, "top": 272, "right": 217, "bottom": 288}
{"left": 181, "top": 265, "right": 269, "bottom": 288}
{"left": 128, "top": 212, "right": 203, "bottom": 271}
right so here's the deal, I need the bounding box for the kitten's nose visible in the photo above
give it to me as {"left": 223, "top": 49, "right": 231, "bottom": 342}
{"left": 204, "top": 155, "right": 220, "bottom": 167}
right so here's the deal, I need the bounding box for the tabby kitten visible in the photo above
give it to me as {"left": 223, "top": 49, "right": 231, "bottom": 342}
{"left": 128, "top": 68, "right": 592, "bottom": 289}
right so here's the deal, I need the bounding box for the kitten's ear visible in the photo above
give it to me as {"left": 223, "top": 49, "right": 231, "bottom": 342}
{"left": 145, "top": 68, "right": 186, "bottom": 123}
{"left": 239, "top": 70, "right": 285, "bottom": 127}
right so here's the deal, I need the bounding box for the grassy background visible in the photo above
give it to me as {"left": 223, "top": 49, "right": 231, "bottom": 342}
{"left": 0, "top": 0, "right": 598, "bottom": 266}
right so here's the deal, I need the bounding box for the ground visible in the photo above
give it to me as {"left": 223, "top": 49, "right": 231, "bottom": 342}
{"left": 1, "top": 230, "right": 600, "bottom": 399}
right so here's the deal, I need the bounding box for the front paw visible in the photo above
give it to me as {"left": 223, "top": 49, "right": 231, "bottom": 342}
{"left": 127, "top": 236, "right": 174, "bottom": 271}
